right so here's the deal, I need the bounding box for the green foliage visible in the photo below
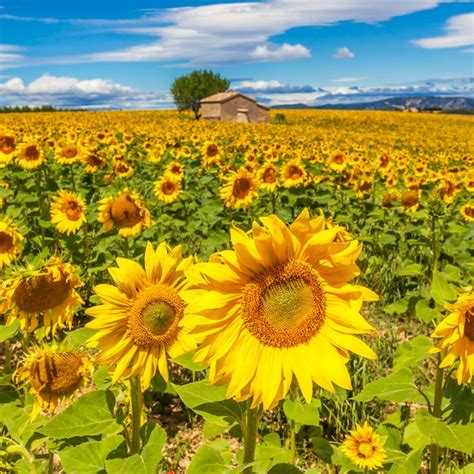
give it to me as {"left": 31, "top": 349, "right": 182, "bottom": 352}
{"left": 283, "top": 399, "right": 321, "bottom": 426}
{"left": 170, "top": 70, "right": 230, "bottom": 119}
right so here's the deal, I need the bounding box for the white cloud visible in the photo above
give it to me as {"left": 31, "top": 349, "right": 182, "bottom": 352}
{"left": 235, "top": 79, "right": 318, "bottom": 93}
{"left": 412, "top": 13, "right": 474, "bottom": 48}
{"left": 332, "top": 76, "right": 368, "bottom": 83}
{"left": 333, "top": 47, "right": 355, "bottom": 59}
{"left": 0, "top": 44, "right": 24, "bottom": 69}
{"left": 1, "top": 0, "right": 466, "bottom": 66}
{"left": 248, "top": 43, "right": 311, "bottom": 61}
{"left": 0, "top": 74, "right": 172, "bottom": 109}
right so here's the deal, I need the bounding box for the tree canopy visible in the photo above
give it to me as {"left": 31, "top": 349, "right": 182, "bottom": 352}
{"left": 170, "top": 70, "right": 230, "bottom": 119}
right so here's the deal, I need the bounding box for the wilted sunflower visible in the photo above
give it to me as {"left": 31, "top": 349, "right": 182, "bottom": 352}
{"left": 220, "top": 168, "right": 258, "bottom": 209}
{"left": 15, "top": 344, "right": 92, "bottom": 419}
{"left": 400, "top": 189, "right": 420, "bottom": 212}
{"left": 55, "top": 144, "right": 82, "bottom": 165}
{"left": 460, "top": 203, "right": 474, "bottom": 222}
{"left": 86, "top": 242, "right": 196, "bottom": 391}
{"left": 98, "top": 189, "right": 152, "bottom": 238}
{"left": 16, "top": 141, "right": 46, "bottom": 169}
{"left": 431, "top": 291, "right": 474, "bottom": 384}
{"left": 182, "top": 209, "right": 377, "bottom": 409}
{"left": 154, "top": 175, "right": 182, "bottom": 204}
{"left": 50, "top": 190, "right": 87, "bottom": 235}
{"left": 258, "top": 163, "right": 279, "bottom": 193}
{"left": 281, "top": 160, "right": 307, "bottom": 188}
{"left": 0, "top": 219, "right": 23, "bottom": 269}
{"left": 341, "top": 422, "right": 386, "bottom": 471}
{"left": 0, "top": 258, "right": 83, "bottom": 334}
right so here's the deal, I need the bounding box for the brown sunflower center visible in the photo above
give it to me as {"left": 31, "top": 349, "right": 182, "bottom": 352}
{"left": 13, "top": 272, "right": 71, "bottom": 313}
{"left": 61, "top": 145, "right": 78, "bottom": 159}
{"left": 288, "top": 166, "right": 303, "bottom": 179}
{"left": 332, "top": 154, "right": 344, "bottom": 165}
{"left": 110, "top": 194, "right": 142, "bottom": 228}
{"left": 64, "top": 200, "right": 83, "bottom": 221}
{"left": 0, "top": 231, "right": 13, "bottom": 252}
{"left": 127, "top": 284, "right": 184, "bottom": 347}
{"left": 29, "top": 352, "right": 84, "bottom": 401}
{"left": 263, "top": 168, "right": 276, "bottom": 183}
{"left": 358, "top": 442, "right": 375, "bottom": 458}
{"left": 464, "top": 310, "right": 474, "bottom": 341}
{"left": 85, "top": 154, "right": 105, "bottom": 168}
{"left": 206, "top": 144, "right": 218, "bottom": 157}
{"left": 162, "top": 180, "right": 177, "bottom": 195}
{"left": 401, "top": 191, "right": 418, "bottom": 208}
{"left": 241, "top": 260, "right": 326, "bottom": 348}
{"left": 1, "top": 136, "right": 15, "bottom": 154}
{"left": 233, "top": 178, "right": 251, "bottom": 198}
{"left": 463, "top": 206, "right": 474, "bottom": 219}
{"left": 24, "top": 145, "right": 40, "bottom": 161}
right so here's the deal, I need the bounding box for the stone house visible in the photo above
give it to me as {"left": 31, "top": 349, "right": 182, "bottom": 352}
{"left": 200, "top": 91, "right": 270, "bottom": 123}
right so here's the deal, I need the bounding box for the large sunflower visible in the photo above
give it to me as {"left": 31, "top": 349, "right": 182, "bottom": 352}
{"left": 281, "top": 160, "right": 307, "bottom": 188}
{"left": 431, "top": 291, "right": 474, "bottom": 384}
{"left": 16, "top": 141, "right": 46, "bottom": 169}
{"left": 98, "top": 189, "right": 152, "bottom": 238}
{"left": 0, "top": 258, "right": 83, "bottom": 334}
{"left": 55, "top": 144, "right": 82, "bottom": 165}
{"left": 182, "top": 209, "right": 378, "bottom": 409}
{"left": 50, "top": 190, "right": 87, "bottom": 235}
{"left": 15, "top": 344, "right": 92, "bottom": 419}
{"left": 0, "top": 219, "right": 23, "bottom": 269}
{"left": 220, "top": 168, "right": 258, "bottom": 209}
{"left": 86, "top": 242, "right": 197, "bottom": 391}
{"left": 258, "top": 163, "right": 279, "bottom": 193}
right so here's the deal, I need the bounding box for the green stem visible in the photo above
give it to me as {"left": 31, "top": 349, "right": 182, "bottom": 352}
{"left": 270, "top": 192, "right": 277, "bottom": 214}
{"left": 129, "top": 375, "right": 143, "bottom": 454}
{"left": 431, "top": 215, "right": 438, "bottom": 273}
{"left": 242, "top": 405, "right": 261, "bottom": 474}
{"left": 47, "top": 449, "right": 54, "bottom": 474}
{"left": 4, "top": 341, "right": 12, "bottom": 372}
{"left": 69, "top": 165, "right": 76, "bottom": 192}
{"left": 430, "top": 353, "right": 444, "bottom": 474}
{"left": 289, "top": 386, "right": 298, "bottom": 464}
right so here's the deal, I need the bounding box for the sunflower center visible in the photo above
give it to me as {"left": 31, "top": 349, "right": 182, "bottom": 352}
{"left": 13, "top": 273, "right": 71, "bottom": 313}
{"left": 162, "top": 181, "right": 176, "bottom": 195}
{"left": 233, "top": 178, "right": 251, "bottom": 198}
{"left": 464, "top": 310, "right": 474, "bottom": 341}
{"left": 463, "top": 205, "right": 474, "bottom": 219}
{"left": 241, "top": 260, "right": 326, "bottom": 348}
{"left": 206, "top": 144, "right": 218, "bottom": 157}
{"left": 401, "top": 191, "right": 418, "bottom": 207}
{"left": 30, "top": 352, "right": 84, "bottom": 401}
{"left": 127, "top": 284, "right": 184, "bottom": 347}
{"left": 263, "top": 168, "right": 276, "bottom": 183}
{"left": 358, "top": 442, "right": 375, "bottom": 458}
{"left": 288, "top": 166, "right": 303, "bottom": 179}
{"left": 110, "top": 194, "right": 142, "bottom": 228}
{"left": 0, "top": 231, "right": 13, "bottom": 252}
{"left": 64, "top": 200, "right": 82, "bottom": 220}
{"left": 24, "top": 145, "right": 40, "bottom": 160}
{"left": 61, "top": 145, "right": 78, "bottom": 159}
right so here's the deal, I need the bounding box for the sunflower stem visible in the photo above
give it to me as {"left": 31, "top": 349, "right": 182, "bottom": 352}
{"left": 431, "top": 214, "right": 438, "bottom": 273}
{"left": 270, "top": 191, "right": 277, "bottom": 214}
{"left": 429, "top": 353, "right": 444, "bottom": 474}
{"left": 129, "top": 375, "right": 143, "bottom": 454}
{"left": 69, "top": 165, "right": 76, "bottom": 192}
{"left": 47, "top": 449, "right": 54, "bottom": 474}
{"left": 242, "top": 404, "right": 261, "bottom": 473}
{"left": 289, "top": 385, "right": 298, "bottom": 464}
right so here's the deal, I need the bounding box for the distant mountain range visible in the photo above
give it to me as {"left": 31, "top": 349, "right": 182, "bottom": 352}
{"left": 275, "top": 96, "right": 474, "bottom": 111}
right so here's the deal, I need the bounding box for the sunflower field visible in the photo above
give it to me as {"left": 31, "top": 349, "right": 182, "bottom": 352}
{"left": 0, "top": 109, "right": 473, "bottom": 474}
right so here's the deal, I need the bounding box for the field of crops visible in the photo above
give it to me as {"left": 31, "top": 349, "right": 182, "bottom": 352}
{"left": 0, "top": 109, "right": 473, "bottom": 473}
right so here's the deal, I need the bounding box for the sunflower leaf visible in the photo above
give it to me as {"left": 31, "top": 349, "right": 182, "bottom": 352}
{"left": 0, "top": 320, "right": 20, "bottom": 342}
{"left": 283, "top": 399, "right": 320, "bottom": 426}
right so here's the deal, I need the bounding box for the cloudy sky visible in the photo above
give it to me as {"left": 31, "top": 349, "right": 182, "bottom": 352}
{"left": 0, "top": 0, "right": 473, "bottom": 108}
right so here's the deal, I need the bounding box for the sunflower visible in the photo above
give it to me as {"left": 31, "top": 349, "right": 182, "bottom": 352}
{"left": 460, "top": 203, "right": 474, "bottom": 222}
{"left": 281, "top": 160, "right": 307, "bottom": 188}
{"left": 220, "top": 168, "right": 258, "bottom": 209}
{"left": 258, "top": 163, "right": 279, "bottom": 193}
{"left": 329, "top": 152, "right": 347, "bottom": 172}
{"left": 0, "top": 258, "right": 83, "bottom": 335}
{"left": 113, "top": 159, "right": 134, "bottom": 178}
{"left": 50, "top": 190, "right": 87, "bottom": 235}
{"left": 0, "top": 133, "right": 16, "bottom": 155}
{"left": 341, "top": 422, "right": 386, "bottom": 471}
{"left": 165, "top": 161, "right": 185, "bottom": 181}
{"left": 400, "top": 189, "right": 420, "bottom": 212}
{"left": 14, "top": 344, "right": 92, "bottom": 419}
{"left": 0, "top": 219, "right": 23, "bottom": 269}
{"left": 16, "top": 142, "right": 46, "bottom": 169}
{"left": 98, "top": 189, "right": 152, "bottom": 238}
{"left": 85, "top": 242, "right": 196, "bottom": 391}
{"left": 55, "top": 144, "right": 82, "bottom": 165}
{"left": 201, "top": 141, "right": 222, "bottom": 168}
{"left": 81, "top": 150, "right": 107, "bottom": 173}
{"left": 181, "top": 209, "right": 377, "bottom": 409}
{"left": 431, "top": 292, "right": 474, "bottom": 384}
{"left": 154, "top": 175, "right": 182, "bottom": 204}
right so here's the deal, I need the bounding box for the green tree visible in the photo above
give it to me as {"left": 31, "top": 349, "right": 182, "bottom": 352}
{"left": 170, "top": 70, "right": 230, "bottom": 120}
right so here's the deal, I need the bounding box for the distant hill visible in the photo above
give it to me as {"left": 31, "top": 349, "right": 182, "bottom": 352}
{"left": 276, "top": 96, "right": 474, "bottom": 111}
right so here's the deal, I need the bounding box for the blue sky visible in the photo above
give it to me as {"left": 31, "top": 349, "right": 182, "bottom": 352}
{"left": 0, "top": 0, "right": 473, "bottom": 108}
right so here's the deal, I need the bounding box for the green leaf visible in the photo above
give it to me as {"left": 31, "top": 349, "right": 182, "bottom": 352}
{"left": 384, "top": 297, "right": 410, "bottom": 315}
{"left": 431, "top": 269, "right": 457, "bottom": 305}
{"left": 0, "top": 320, "right": 20, "bottom": 342}
{"left": 187, "top": 441, "right": 231, "bottom": 474}
{"left": 387, "top": 449, "right": 423, "bottom": 474}
{"left": 311, "top": 437, "right": 334, "bottom": 464}
{"left": 268, "top": 464, "right": 302, "bottom": 473}
{"left": 353, "top": 368, "right": 422, "bottom": 403}
{"left": 392, "top": 336, "right": 433, "bottom": 370}
{"left": 39, "top": 390, "right": 121, "bottom": 439}
{"left": 58, "top": 434, "right": 123, "bottom": 474}
{"left": 415, "top": 299, "right": 440, "bottom": 323}
{"left": 283, "top": 399, "right": 320, "bottom": 426}
{"left": 397, "top": 263, "right": 422, "bottom": 276}
{"left": 415, "top": 409, "right": 474, "bottom": 455}
{"left": 403, "top": 421, "right": 430, "bottom": 451}
{"left": 172, "top": 349, "right": 206, "bottom": 371}
{"left": 63, "top": 327, "right": 96, "bottom": 347}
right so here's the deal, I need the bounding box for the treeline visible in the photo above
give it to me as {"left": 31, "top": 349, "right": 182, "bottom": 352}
{"left": 0, "top": 105, "right": 66, "bottom": 113}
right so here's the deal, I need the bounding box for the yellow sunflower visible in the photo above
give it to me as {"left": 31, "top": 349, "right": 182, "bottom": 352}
{"left": 165, "top": 161, "right": 185, "bottom": 181}
{"left": 341, "top": 422, "right": 386, "bottom": 471}
{"left": 55, "top": 144, "right": 82, "bottom": 165}
{"left": 98, "top": 189, "right": 152, "bottom": 238}
{"left": 16, "top": 141, "right": 46, "bottom": 169}
{"left": 220, "top": 168, "right": 258, "bottom": 209}
{"left": 81, "top": 150, "right": 107, "bottom": 173}
{"left": 181, "top": 209, "right": 378, "bottom": 409}
{"left": 154, "top": 175, "right": 182, "bottom": 204}
{"left": 329, "top": 152, "right": 347, "bottom": 172}
{"left": 258, "top": 163, "right": 279, "bottom": 193}
{"left": 86, "top": 242, "right": 197, "bottom": 391}
{"left": 14, "top": 344, "right": 92, "bottom": 419}
{"left": 0, "top": 258, "right": 83, "bottom": 335}
{"left": 281, "top": 160, "right": 307, "bottom": 188}
{"left": 0, "top": 133, "right": 16, "bottom": 156}
{"left": 460, "top": 203, "right": 474, "bottom": 222}
{"left": 0, "top": 219, "right": 23, "bottom": 269}
{"left": 431, "top": 292, "right": 474, "bottom": 384}
{"left": 201, "top": 141, "right": 222, "bottom": 168}
{"left": 50, "top": 190, "right": 87, "bottom": 235}
{"left": 400, "top": 189, "right": 421, "bottom": 212}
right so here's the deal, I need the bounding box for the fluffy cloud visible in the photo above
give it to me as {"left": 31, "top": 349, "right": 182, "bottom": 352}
{"left": 412, "top": 13, "right": 474, "bottom": 49}
{"left": 235, "top": 79, "right": 318, "bottom": 93}
{"left": 333, "top": 47, "right": 355, "bottom": 59}
{"left": 2, "top": 1, "right": 465, "bottom": 66}
{"left": 0, "top": 74, "right": 172, "bottom": 109}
